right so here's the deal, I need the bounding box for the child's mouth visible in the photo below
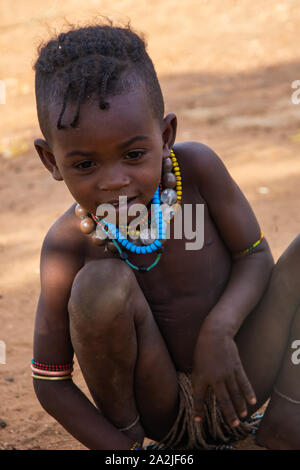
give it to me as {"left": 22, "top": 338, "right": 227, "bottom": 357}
{"left": 109, "top": 196, "right": 136, "bottom": 208}
{"left": 98, "top": 196, "right": 138, "bottom": 214}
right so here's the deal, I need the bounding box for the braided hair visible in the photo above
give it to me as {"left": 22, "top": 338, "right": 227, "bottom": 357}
{"left": 33, "top": 22, "right": 164, "bottom": 141}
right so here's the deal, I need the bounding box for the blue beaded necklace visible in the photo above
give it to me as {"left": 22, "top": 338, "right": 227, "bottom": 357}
{"left": 100, "top": 187, "right": 165, "bottom": 253}
{"left": 94, "top": 187, "right": 165, "bottom": 273}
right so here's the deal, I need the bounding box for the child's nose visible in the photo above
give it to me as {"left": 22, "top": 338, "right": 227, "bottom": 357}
{"left": 97, "top": 168, "right": 131, "bottom": 191}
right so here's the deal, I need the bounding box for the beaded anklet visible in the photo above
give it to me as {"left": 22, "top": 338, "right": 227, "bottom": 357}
{"left": 130, "top": 441, "right": 141, "bottom": 450}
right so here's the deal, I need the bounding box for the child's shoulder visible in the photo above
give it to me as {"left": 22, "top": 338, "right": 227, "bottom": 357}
{"left": 173, "top": 141, "right": 230, "bottom": 202}
{"left": 174, "top": 140, "right": 217, "bottom": 160}
{"left": 41, "top": 202, "right": 86, "bottom": 263}
{"left": 173, "top": 141, "right": 225, "bottom": 183}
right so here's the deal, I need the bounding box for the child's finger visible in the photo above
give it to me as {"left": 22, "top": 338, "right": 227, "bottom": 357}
{"left": 214, "top": 382, "right": 240, "bottom": 428}
{"left": 226, "top": 374, "right": 248, "bottom": 418}
{"left": 193, "top": 381, "right": 207, "bottom": 422}
{"left": 235, "top": 366, "right": 257, "bottom": 406}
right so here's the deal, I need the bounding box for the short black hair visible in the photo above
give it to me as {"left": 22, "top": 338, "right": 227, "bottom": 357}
{"left": 33, "top": 21, "right": 164, "bottom": 142}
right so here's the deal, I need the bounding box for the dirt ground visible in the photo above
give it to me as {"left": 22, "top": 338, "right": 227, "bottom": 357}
{"left": 1, "top": 0, "right": 300, "bottom": 450}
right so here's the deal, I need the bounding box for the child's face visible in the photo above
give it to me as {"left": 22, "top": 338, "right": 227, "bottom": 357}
{"left": 35, "top": 87, "right": 177, "bottom": 223}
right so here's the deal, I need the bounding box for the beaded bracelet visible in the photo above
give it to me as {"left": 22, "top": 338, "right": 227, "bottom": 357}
{"left": 235, "top": 232, "right": 264, "bottom": 257}
{"left": 31, "top": 359, "right": 74, "bottom": 372}
{"left": 31, "top": 359, "right": 74, "bottom": 380}
{"left": 130, "top": 441, "right": 141, "bottom": 450}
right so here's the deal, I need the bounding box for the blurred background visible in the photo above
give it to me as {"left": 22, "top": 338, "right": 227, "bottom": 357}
{"left": 0, "top": 0, "right": 299, "bottom": 449}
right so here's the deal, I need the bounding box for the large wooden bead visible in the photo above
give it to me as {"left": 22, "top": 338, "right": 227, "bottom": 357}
{"left": 91, "top": 230, "right": 107, "bottom": 246}
{"left": 162, "top": 172, "right": 176, "bottom": 188}
{"left": 80, "top": 217, "right": 95, "bottom": 234}
{"left": 75, "top": 204, "right": 89, "bottom": 218}
{"left": 163, "top": 157, "right": 173, "bottom": 172}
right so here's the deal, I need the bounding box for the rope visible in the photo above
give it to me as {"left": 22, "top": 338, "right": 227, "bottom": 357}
{"left": 150, "top": 372, "right": 258, "bottom": 450}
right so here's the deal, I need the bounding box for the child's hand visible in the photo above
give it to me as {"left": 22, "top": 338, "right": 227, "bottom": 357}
{"left": 191, "top": 331, "right": 257, "bottom": 428}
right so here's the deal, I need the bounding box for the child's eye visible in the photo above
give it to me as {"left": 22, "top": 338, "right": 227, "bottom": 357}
{"left": 74, "top": 161, "right": 95, "bottom": 170}
{"left": 124, "top": 150, "right": 145, "bottom": 160}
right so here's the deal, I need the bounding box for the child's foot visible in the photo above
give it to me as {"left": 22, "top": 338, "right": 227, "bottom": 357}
{"left": 256, "top": 391, "right": 300, "bottom": 449}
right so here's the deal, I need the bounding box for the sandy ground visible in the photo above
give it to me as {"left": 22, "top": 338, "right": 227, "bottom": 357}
{"left": 0, "top": 0, "right": 300, "bottom": 450}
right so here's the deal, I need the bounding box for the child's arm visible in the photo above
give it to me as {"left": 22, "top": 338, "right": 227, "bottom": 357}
{"left": 185, "top": 142, "right": 274, "bottom": 426}
{"left": 33, "top": 219, "right": 133, "bottom": 450}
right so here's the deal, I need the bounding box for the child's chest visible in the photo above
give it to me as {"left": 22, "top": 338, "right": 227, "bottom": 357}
{"left": 135, "top": 200, "right": 231, "bottom": 315}
{"left": 84, "top": 187, "right": 231, "bottom": 321}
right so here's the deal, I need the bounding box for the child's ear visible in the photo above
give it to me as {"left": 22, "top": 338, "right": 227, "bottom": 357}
{"left": 34, "top": 138, "right": 63, "bottom": 181}
{"left": 162, "top": 113, "right": 177, "bottom": 159}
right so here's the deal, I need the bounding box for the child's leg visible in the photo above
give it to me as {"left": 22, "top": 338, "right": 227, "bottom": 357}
{"left": 235, "top": 234, "right": 300, "bottom": 449}
{"left": 68, "top": 258, "right": 179, "bottom": 445}
{"left": 255, "top": 303, "right": 300, "bottom": 449}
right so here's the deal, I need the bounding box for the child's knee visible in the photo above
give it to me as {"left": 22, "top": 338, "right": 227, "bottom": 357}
{"left": 277, "top": 234, "right": 300, "bottom": 271}
{"left": 68, "top": 258, "right": 136, "bottom": 323}
{"left": 274, "top": 234, "right": 300, "bottom": 293}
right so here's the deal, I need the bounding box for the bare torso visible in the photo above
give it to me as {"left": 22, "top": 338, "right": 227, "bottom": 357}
{"left": 63, "top": 143, "right": 232, "bottom": 372}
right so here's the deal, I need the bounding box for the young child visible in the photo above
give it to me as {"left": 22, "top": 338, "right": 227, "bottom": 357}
{"left": 31, "top": 22, "right": 300, "bottom": 450}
